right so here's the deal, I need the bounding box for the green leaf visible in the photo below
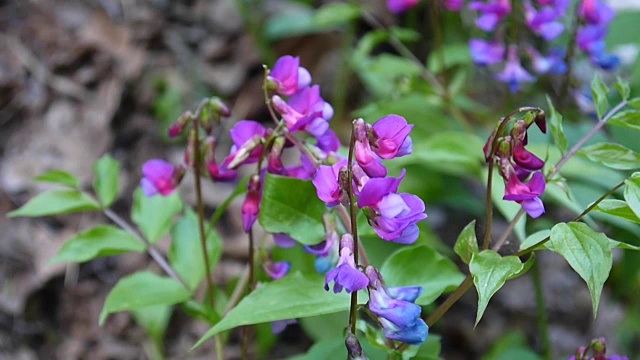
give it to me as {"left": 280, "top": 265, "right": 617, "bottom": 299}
{"left": 609, "top": 238, "right": 640, "bottom": 251}
{"left": 194, "top": 272, "right": 350, "bottom": 347}
{"left": 591, "top": 74, "right": 609, "bottom": 119}
{"left": 52, "top": 225, "right": 145, "bottom": 263}
{"left": 614, "top": 77, "right": 630, "bottom": 101}
{"left": 381, "top": 245, "right": 465, "bottom": 306}
{"left": 546, "top": 95, "right": 568, "bottom": 154}
{"left": 131, "top": 189, "right": 182, "bottom": 244}
{"left": 427, "top": 43, "right": 471, "bottom": 73}
{"left": 34, "top": 170, "right": 80, "bottom": 189}
{"left": 519, "top": 230, "right": 550, "bottom": 251}
{"left": 624, "top": 173, "right": 640, "bottom": 220}
{"left": 608, "top": 110, "right": 640, "bottom": 131}
{"left": 92, "top": 155, "right": 121, "bottom": 208}
{"left": 628, "top": 97, "right": 640, "bottom": 109}
{"left": 579, "top": 142, "right": 640, "bottom": 170}
{"left": 454, "top": 220, "right": 478, "bottom": 264}
{"left": 8, "top": 190, "right": 100, "bottom": 218}
{"left": 593, "top": 199, "right": 640, "bottom": 224}
{"left": 99, "top": 271, "right": 191, "bottom": 325}
{"left": 469, "top": 250, "right": 523, "bottom": 326}
{"left": 547, "top": 222, "right": 612, "bottom": 317}
{"left": 259, "top": 174, "right": 326, "bottom": 245}
{"left": 169, "top": 209, "right": 222, "bottom": 290}
{"left": 311, "top": 3, "right": 360, "bottom": 28}
{"left": 132, "top": 305, "right": 172, "bottom": 342}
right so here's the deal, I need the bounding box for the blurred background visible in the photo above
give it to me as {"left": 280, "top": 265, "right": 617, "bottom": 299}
{"left": 1, "top": 0, "right": 640, "bottom": 359}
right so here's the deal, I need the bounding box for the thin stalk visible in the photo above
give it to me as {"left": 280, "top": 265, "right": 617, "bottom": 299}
{"left": 336, "top": 205, "right": 370, "bottom": 267}
{"left": 103, "top": 209, "right": 188, "bottom": 289}
{"left": 346, "top": 122, "right": 359, "bottom": 335}
{"left": 491, "top": 209, "right": 524, "bottom": 251}
{"left": 531, "top": 259, "right": 551, "bottom": 360}
{"left": 425, "top": 275, "right": 473, "bottom": 326}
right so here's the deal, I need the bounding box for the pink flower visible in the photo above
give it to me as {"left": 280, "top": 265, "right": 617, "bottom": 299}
{"left": 503, "top": 171, "right": 546, "bottom": 218}
{"left": 140, "top": 160, "right": 182, "bottom": 197}
{"left": 272, "top": 85, "right": 333, "bottom": 137}
{"left": 312, "top": 160, "right": 348, "bottom": 207}
{"left": 387, "top": 0, "right": 420, "bottom": 14}
{"left": 268, "top": 56, "right": 311, "bottom": 96}
{"left": 371, "top": 115, "right": 414, "bottom": 159}
{"left": 242, "top": 175, "right": 262, "bottom": 232}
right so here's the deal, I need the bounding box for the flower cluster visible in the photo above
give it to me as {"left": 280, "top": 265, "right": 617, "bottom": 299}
{"left": 576, "top": 0, "right": 620, "bottom": 70}
{"left": 568, "top": 337, "right": 628, "bottom": 360}
{"left": 484, "top": 110, "right": 547, "bottom": 218}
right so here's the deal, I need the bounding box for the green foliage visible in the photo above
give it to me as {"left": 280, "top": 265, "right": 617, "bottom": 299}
{"left": 591, "top": 74, "right": 609, "bottom": 119}
{"left": 454, "top": 220, "right": 478, "bottom": 264}
{"left": 624, "top": 173, "right": 640, "bottom": 219}
{"left": 580, "top": 142, "right": 640, "bottom": 170}
{"left": 34, "top": 170, "right": 80, "bottom": 189}
{"left": 547, "top": 222, "right": 612, "bottom": 317}
{"left": 629, "top": 97, "right": 640, "bottom": 109}
{"left": 381, "top": 245, "right": 465, "bottom": 306}
{"left": 259, "top": 173, "right": 326, "bottom": 245}
{"left": 593, "top": 199, "right": 640, "bottom": 224}
{"left": 92, "top": 154, "right": 120, "bottom": 208}
{"left": 195, "top": 272, "right": 351, "bottom": 347}
{"left": 311, "top": 3, "right": 360, "bottom": 28}
{"left": 404, "top": 132, "right": 485, "bottom": 177}
{"left": 99, "top": 271, "right": 191, "bottom": 325}
{"left": 169, "top": 209, "right": 223, "bottom": 290}
{"left": 132, "top": 305, "right": 172, "bottom": 358}
{"left": 614, "top": 78, "right": 631, "bottom": 101}
{"left": 8, "top": 190, "right": 100, "bottom": 218}
{"left": 52, "top": 225, "right": 145, "bottom": 263}
{"left": 608, "top": 110, "right": 640, "bottom": 131}
{"left": 545, "top": 96, "right": 568, "bottom": 154}
{"left": 131, "top": 189, "right": 183, "bottom": 244}
{"left": 469, "top": 251, "right": 524, "bottom": 326}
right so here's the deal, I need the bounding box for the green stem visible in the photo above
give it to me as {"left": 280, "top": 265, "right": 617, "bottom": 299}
{"left": 425, "top": 275, "right": 473, "bottom": 326}
{"left": 531, "top": 259, "right": 551, "bottom": 360}
{"left": 346, "top": 121, "right": 360, "bottom": 335}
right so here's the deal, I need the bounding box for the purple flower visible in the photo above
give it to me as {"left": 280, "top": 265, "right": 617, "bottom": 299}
{"left": 496, "top": 46, "right": 535, "bottom": 93}
{"left": 576, "top": 25, "right": 620, "bottom": 70}
{"left": 273, "top": 233, "right": 297, "bottom": 248}
{"left": 324, "top": 234, "right": 369, "bottom": 293}
{"left": 387, "top": 0, "right": 420, "bottom": 14}
{"left": 225, "top": 120, "right": 267, "bottom": 169}
{"left": 365, "top": 267, "right": 428, "bottom": 345}
{"left": 304, "top": 230, "right": 338, "bottom": 257}
{"left": 371, "top": 115, "right": 413, "bottom": 159}
{"left": 264, "top": 261, "right": 291, "bottom": 280}
{"left": 357, "top": 170, "right": 427, "bottom": 244}
{"left": 444, "top": 0, "right": 464, "bottom": 11}
{"left": 469, "top": 38, "right": 506, "bottom": 66}
{"left": 513, "top": 143, "right": 544, "bottom": 170}
{"left": 140, "top": 160, "right": 183, "bottom": 197}
{"left": 526, "top": 47, "right": 567, "bottom": 74}
{"left": 268, "top": 56, "right": 311, "bottom": 96}
{"left": 503, "top": 171, "right": 546, "bottom": 218}
{"left": 316, "top": 129, "right": 340, "bottom": 154}
{"left": 241, "top": 175, "right": 262, "bottom": 232}
{"left": 579, "top": 0, "right": 614, "bottom": 27}
{"left": 524, "top": 0, "right": 566, "bottom": 41}
{"left": 284, "top": 153, "right": 316, "bottom": 180}
{"left": 469, "top": 0, "right": 511, "bottom": 32}
{"left": 356, "top": 140, "right": 387, "bottom": 178}
{"left": 312, "top": 160, "right": 348, "bottom": 207}
{"left": 272, "top": 85, "right": 333, "bottom": 137}
{"left": 272, "top": 319, "right": 297, "bottom": 334}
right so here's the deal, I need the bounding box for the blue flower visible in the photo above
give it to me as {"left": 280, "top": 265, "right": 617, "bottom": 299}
{"left": 496, "top": 46, "right": 535, "bottom": 93}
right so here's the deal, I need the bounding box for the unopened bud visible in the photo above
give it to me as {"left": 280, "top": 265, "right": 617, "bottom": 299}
{"left": 345, "top": 332, "right": 367, "bottom": 360}
{"left": 353, "top": 118, "right": 367, "bottom": 142}
{"left": 210, "top": 97, "right": 231, "bottom": 118}
{"left": 534, "top": 110, "right": 546, "bottom": 133}
{"left": 227, "top": 135, "right": 264, "bottom": 169}
{"left": 168, "top": 111, "right": 193, "bottom": 138}
{"left": 268, "top": 136, "right": 286, "bottom": 174}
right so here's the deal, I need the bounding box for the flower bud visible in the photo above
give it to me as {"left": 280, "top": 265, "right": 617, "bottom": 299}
{"left": 168, "top": 111, "right": 193, "bottom": 138}
{"left": 268, "top": 136, "right": 286, "bottom": 174}
{"left": 241, "top": 175, "right": 261, "bottom": 232}
{"left": 345, "top": 332, "right": 366, "bottom": 360}
{"left": 210, "top": 97, "right": 231, "bottom": 117}
{"left": 227, "top": 135, "right": 264, "bottom": 169}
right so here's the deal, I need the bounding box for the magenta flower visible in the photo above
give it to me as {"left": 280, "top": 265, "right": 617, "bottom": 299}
{"left": 469, "top": 38, "right": 506, "bottom": 66}
{"left": 206, "top": 159, "right": 237, "bottom": 182}
{"left": 357, "top": 170, "right": 427, "bottom": 244}
{"left": 312, "top": 160, "right": 348, "bottom": 207}
{"left": 512, "top": 143, "right": 544, "bottom": 171}
{"left": 579, "top": 0, "right": 614, "bottom": 27}
{"left": 469, "top": 0, "right": 511, "bottom": 32}
{"left": 524, "top": 0, "right": 566, "bottom": 41}
{"left": 268, "top": 56, "right": 311, "bottom": 96}
{"left": 371, "top": 115, "right": 413, "bottom": 159}
{"left": 503, "top": 171, "right": 546, "bottom": 218}
{"left": 264, "top": 261, "right": 291, "bottom": 280}
{"left": 496, "top": 46, "right": 535, "bottom": 93}
{"left": 140, "top": 160, "right": 183, "bottom": 197}
{"left": 355, "top": 140, "right": 387, "bottom": 178}
{"left": 324, "top": 234, "right": 369, "bottom": 294}
{"left": 444, "top": 0, "right": 464, "bottom": 11}
{"left": 365, "top": 267, "right": 428, "bottom": 345}
{"left": 241, "top": 175, "right": 262, "bottom": 232}
{"left": 387, "top": 0, "right": 420, "bottom": 14}
{"left": 225, "top": 120, "right": 267, "bottom": 169}
{"left": 272, "top": 85, "right": 333, "bottom": 137}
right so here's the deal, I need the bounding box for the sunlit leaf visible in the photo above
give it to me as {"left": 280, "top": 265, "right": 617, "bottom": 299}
{"left": 93, "top": 154, "right": 120, "bottom": 208}
{"left": 131, "top": 189, "right": 182, "bottom": 244}
{"left": 34, "top": 170, "right": 80, "bottom": 189}
{"left": 52, "top": 225, "right": 144, "bottom": 263}
{"left": 8, "top": 190, "right": 100, "bottom": 217}
{"left": 454, "top": 220, "right": 478, "bottom": 264}
{"left": 591, "top": 74, "right": 609, "bottom": 119}
{"left": 579, "top": 142, "right": 640, "bottom": 170}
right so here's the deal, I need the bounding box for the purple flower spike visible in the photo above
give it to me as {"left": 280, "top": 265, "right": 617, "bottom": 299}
{"left": 503, "top": 171, "right": 546, "bottom": 218}
{"left": 365, "top": 267, "right": 428, "bottom": 345}
{"left": 496, "top": 46, "right": 535, "bottom": 93}
{"left": 469, "top": 38, "right": 506, "bottom": 66}
{"left": 268, "top": 56, "right": 311, "bottom": 96}
{"left": 469, "top": 0, "right": 512, "bottom": 32}
{"left": 312, "top": 160, "right": 348, "bottom": 207}
{"left": 387, "top": 0, "right": 420, "bottom": 14}
{"left": 324, "top": 234, "right": 369, "bottom": 293}
{"left": 513, "top": 143, "right": 545, "bottom": 170}
{"left": 371, "top": 114, "right": 414, "bottom": 159}
{"left": 141, "top": 159, "right": 182, "bottom": 197}
{"left": 264, "top": 261, "right": 291, "bottom": 280}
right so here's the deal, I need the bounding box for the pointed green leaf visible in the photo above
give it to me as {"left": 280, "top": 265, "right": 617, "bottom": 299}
{"left": 259, "top": 173, "right": 326, "bottom": 245}
{"left": 34, "top": 170, "right": 80, "bottom": 189}
{"left": 593, "top": 199, "right": 640, "bottom": 224}
{"left": 628, "top": 97, "right": 640, "bottom": 109}
{"left": 609, "top": 238, "right": 640, "bottom": 251}
{"left": 469, "top": 250, "right": 523, "bottom": 326}
{"left": 52, "top": 225, "right": 145, "bottom": 263}
{"left": 381, "top": 245, "right": 465, "bottom": 306}
{"left": 546, "top": 96, "right": 568, "bottom": 154}
{"left": 194, "top": 272, "right": 350, "bottom": 348}
{"left": 591, "top": 74, "right": 609, "bottom": 119}
{"left": 131, "top": 189, "right": 182, "bottom": 243}
{"left": 454, "top": 220, "right": 478, "bottom": 264}
{"left": 624, "top": 173, "right": 640, "bottom": 220}
{"left": 8, "top": 190, "right": 100, "bottom": 218}
{"left": 519, "top": 230, "right": 550, "bottom": 251}
{"left": 608, "top": 110, "right": 640, "bottom": 131}
{"left": 93, "top": 154, "right": 120, "bottom": 208}
{"left": 579, "top": 142, "right": 640, "bottom": 170}
{"left": 169, "top": 209, "right": 222, "bottom": 290}
{"left": 614, "top": 77, "right": 630, "bottom": 101}
{"left": 99, "top": 271, "right": 191, "bottom": 325}
{"left": 311, "top": 3, "right": 360, "bottom": 28}
{"left": 547, "top": 222, "right": 612, "bottom": 317}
